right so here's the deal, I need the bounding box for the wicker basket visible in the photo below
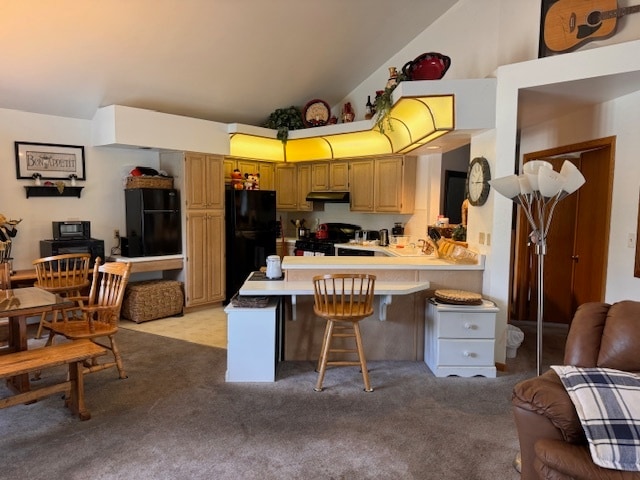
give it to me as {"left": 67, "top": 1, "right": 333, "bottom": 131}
{"left": 125, "top": 176, "right": 174, "bottom": 189}
{"left": 122, "top": 280, "right": 184, "bottom": 323}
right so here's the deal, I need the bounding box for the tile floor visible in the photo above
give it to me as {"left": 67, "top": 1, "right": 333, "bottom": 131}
{"left": 119, "top": 306, "right": 228, "bottom": 348}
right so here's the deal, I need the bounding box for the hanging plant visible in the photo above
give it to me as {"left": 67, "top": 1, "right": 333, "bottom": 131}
{"left": 263, "top": 106, "right": 305, "bottom": 143}
{"left": 374, "top": 69, "right": 409, "bottom": 134}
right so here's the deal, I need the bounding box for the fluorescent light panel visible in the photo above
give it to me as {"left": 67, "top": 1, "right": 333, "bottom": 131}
{"left": 229, "top": 94, "right": 454, "bottom": 161}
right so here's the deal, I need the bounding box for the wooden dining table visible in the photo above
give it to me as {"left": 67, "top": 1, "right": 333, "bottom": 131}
{"left": 1, "top": 286, "right": 73, "bottom": 392}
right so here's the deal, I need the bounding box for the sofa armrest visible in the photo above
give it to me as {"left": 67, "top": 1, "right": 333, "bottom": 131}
{"left": 512, "top": 369, "right": 586, "bottom": 444}
{"left": 535, "top": 439, "right": 640, "bottom": 480}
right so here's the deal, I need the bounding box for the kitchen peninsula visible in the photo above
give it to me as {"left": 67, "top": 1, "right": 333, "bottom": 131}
{"left": 226, "top": 254, "right": 485, "bottom": 382}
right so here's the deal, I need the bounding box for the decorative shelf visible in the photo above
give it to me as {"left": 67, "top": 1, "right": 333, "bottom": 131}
{"left": 24, "top": 186, "right": 84, "bottom": 198}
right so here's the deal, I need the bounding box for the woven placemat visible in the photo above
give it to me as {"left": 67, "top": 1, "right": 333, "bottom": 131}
{"left": 434, "top": 289, "right": 483, "bottom": 305}
{"left": 230, "top": 293, "right": 270, "bottom": 308}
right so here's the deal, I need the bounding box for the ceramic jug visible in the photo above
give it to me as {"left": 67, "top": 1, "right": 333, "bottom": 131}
{"left": 266, "top": 255, "right": 282, "bottom": 279}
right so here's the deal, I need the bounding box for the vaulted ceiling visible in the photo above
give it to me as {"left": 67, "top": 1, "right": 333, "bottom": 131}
{"left": 0, "top": 0, "right": 459, "bottom": 127}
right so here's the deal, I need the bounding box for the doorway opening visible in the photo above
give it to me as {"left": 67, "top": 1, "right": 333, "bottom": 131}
{"left": 511, "top": 136, "right": 615, "bottom": 325}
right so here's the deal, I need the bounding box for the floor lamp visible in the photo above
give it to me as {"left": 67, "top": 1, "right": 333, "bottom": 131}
{"left": 490, "top": 160, "right": 585, "bottom": 376}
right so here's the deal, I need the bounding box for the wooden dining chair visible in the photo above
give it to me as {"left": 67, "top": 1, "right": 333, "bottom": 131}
{"left": 33, "top": 253, "right": 92, "bottom": 338}
{"left": 312, "top": 273, "right": 376, "bottom": 392}
{"left": 0, "top": 262, "right": 10, "bottom": 289}
{"left": 44, "top": 258, "right": 132, "bottom": 379}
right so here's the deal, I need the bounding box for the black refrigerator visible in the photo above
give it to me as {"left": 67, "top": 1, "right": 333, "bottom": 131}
{"left": 225, "top": 189, "right": 277, "bottom": 303}
{"left": 125, "top": 188, "right": 182, "bottom": 257}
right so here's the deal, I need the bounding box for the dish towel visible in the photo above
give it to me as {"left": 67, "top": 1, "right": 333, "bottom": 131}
{"left": 552, "top": 365, "right": 640, "bottom": 471}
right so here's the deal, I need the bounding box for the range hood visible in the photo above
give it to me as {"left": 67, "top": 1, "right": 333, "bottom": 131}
{"left": 305, "top": 191, "right": 350, "bottom": 203}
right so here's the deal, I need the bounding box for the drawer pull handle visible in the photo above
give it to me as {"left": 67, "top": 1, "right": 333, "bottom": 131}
{"left": 463, "top": 351, "right": 475, "bottom": 358}
{"left": 464, "top": 322, "right": 476, "bottom": 330}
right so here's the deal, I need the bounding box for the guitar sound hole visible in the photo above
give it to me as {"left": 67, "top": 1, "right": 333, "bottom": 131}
{"left": 587, "top": 11, "right": 602, "bottom": 26}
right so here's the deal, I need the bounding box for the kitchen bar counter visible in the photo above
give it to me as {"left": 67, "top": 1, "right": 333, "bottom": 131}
{"left": 283, "top": 253, "right": 484, "bottom": 269}
{"left": 231, "top": 255, "right": 485, "bottom": 367}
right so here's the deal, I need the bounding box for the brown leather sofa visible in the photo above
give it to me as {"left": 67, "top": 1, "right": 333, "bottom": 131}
{"left": 512, "top": 301, "right": 640, "bottom": 480}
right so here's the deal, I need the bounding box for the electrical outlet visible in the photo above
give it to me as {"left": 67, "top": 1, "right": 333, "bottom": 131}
{"left": 628, "top": 233, "right": 636, "bottom": 249}
{"left": 478, "top": 232, "right": 485, "bottom": 245}
{"left": 114, "top": 229, "right": 120, "bottom": 239}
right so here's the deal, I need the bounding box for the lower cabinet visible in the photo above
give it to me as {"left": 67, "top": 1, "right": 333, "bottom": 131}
{"left": 225, "top": 298, "right": 280, "bottom": 382}
{"left": 424, "top": 299, "right": 498, "bottom": 378}
{"left": 185, "top": 210, "right": 224, "bottom": 306}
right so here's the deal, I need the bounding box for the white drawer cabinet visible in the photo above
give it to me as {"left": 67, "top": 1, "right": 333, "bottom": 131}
{"left": 425, "top": 299, "right": 498, "bottom": 378}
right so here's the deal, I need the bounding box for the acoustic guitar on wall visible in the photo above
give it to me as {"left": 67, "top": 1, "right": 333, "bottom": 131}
{"left": 543, "top": 0, "right": 640, "bottom": 52}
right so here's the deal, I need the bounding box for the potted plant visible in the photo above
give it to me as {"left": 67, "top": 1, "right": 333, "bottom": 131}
{"left": 263, "top": 106, "right": 305, "bottom": 143}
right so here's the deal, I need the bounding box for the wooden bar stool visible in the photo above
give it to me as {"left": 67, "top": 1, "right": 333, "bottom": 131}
{"left": 312, "top": 273, "right": 376, "bottom": 392}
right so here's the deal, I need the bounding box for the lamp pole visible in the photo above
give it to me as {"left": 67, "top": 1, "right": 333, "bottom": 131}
{"left": 490, "top": 160, "right": 585, "bottom": 377}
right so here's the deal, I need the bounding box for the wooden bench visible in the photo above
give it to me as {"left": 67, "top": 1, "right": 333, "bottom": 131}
{"left": 0, "top": 340, "right": 106, "bottom": 420}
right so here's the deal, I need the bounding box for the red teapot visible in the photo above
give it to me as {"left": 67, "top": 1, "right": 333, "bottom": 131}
{"left": 402, "top": 52, "right": 451, "bottom": 81}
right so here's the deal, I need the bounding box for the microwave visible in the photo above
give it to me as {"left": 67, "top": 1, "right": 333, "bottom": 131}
{"left": 40, "top": 238, "right": 105, "bottom": 267}
{"left": 52, "top": 221, "right": 91, "bottom": 240}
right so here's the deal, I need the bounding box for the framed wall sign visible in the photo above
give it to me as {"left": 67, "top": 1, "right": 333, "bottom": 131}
{"left": 15, "top": 141, "right": 86, "bottom": 180}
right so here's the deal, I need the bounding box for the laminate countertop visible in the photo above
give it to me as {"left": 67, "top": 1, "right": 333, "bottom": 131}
{"left": 281, "top": 254, "right": 484, "bottom": 271}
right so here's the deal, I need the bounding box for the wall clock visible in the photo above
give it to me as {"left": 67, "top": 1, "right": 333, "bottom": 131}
{"left": 465, "top": 156, "right": 491, "bottom": 206}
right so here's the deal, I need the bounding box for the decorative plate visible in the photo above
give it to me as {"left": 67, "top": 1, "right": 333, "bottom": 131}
{"left": 302, "top": 99, "right": 331, "bottom": 127}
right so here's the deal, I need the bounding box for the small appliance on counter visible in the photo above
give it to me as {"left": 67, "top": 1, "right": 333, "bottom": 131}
{"left": 392, "top": 222, "right": 404, "bottom": 235}
{"left": 41, "top": 221, "right": 104, "bottom": 266}
{"left": 379, "top": 229, "right": 389, "bottom": 246}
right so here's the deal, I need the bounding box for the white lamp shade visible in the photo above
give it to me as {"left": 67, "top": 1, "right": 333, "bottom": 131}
{"left": 517, "top": 174, "right": 533, "bottom": 195}
{"left": 523, "top": 160, "right": 553, "bottom": 192}
{"left": 560, "top": 160, "right": 586, "bottom": 194}
{"left": 538, "top": 165, "right": 565, "bottom": 197}
{"left": 523, "top": 160, "right": 553, "bottom": 175}
{"left": 489, "top": 175, "right": 521, "bottom": 199}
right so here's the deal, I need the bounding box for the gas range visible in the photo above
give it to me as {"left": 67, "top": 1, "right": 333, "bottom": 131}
{"left": 293, "top": 223, "right": 361, "bottom": 257}
{"left": 294, "top": 239, "right": 336, "bottom": 256}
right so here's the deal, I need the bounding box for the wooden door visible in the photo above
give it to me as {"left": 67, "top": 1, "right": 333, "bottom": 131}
{"left": 330, "top": 161, "right": 349, "bottom": 190}
{"left": 513, "top": 138, "right": 614, "bottom": 324}
{"left": 349, "top": 159, "right": 374, "bottom": 211}
{"left": 207, "top": 211, "right": 225, "bottom": 302}
{"left": 186, "top": 210, "right": 208, "bottom": 306}
{"left": 274, "top": 164, "right": 297, "bottom": 210}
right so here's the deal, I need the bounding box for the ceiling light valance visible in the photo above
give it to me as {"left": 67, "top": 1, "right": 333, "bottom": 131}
{"left": 228, "top": 94, "right": 455, "bottom": 162}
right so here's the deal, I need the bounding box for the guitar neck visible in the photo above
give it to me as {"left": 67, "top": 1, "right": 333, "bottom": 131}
{"left": 602, "top": 4, "right": 640, "bottom": 20}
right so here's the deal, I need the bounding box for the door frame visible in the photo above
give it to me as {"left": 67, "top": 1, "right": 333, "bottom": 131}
{"left": 511, "top": 136, "right": 615, "bottom": 324}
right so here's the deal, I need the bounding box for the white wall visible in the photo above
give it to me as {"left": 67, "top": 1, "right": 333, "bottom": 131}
{"left": 0, "top": 108, "right": 158, "bottom": 270}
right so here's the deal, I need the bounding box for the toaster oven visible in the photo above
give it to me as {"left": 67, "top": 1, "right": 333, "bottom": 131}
{"left": 52, "top": 221, "right": 91, "bottom": 240}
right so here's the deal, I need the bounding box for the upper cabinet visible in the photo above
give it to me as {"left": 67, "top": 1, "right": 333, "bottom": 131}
{"left": 349, "top": 156, "right": 416, "bottom": 213}
{"left": 349, "top": 159, "right": 375, "bottom": 212}
{"left": 274, "top": 163, "right": 312, "bottom": 211}
{"left": 185, "top": 153, "right": 224, "bottom": 210}
{"left": 224, "top": 158, "right": 275, "bottom": 190}
{"left": 374, "top": 156, "right": 416, "bottom": 213}
{"left": 311, "top": 161, "right": 349, "bottom": 191}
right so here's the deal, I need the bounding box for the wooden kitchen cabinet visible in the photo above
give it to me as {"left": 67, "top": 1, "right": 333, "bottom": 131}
{"left": 348, "top": 159, "right": 375, "bottom": 211}
{"left": 186, "top": 210, "right": 224, "bottom": 306}
{"left": 224, "top": 158, "right": 275, "bottom": 190}
{"left": 311, "top": 161, "right": 349, "bottom": 191}
{"left": 374, "top": 156, "right": 416, "bottom": 213}
{"left": 274, "top": 163, "right": 311, "bottom": 211}
{"left": 159, "top": 151, "right": 225, "bottom": 308}
{"left": 185, "top": 153, "right": 224, "bottom": 210}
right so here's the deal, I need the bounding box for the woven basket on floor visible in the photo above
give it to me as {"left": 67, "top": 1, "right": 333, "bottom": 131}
{"left": 122, "top": 280, "right": 184, "bottom": 323}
